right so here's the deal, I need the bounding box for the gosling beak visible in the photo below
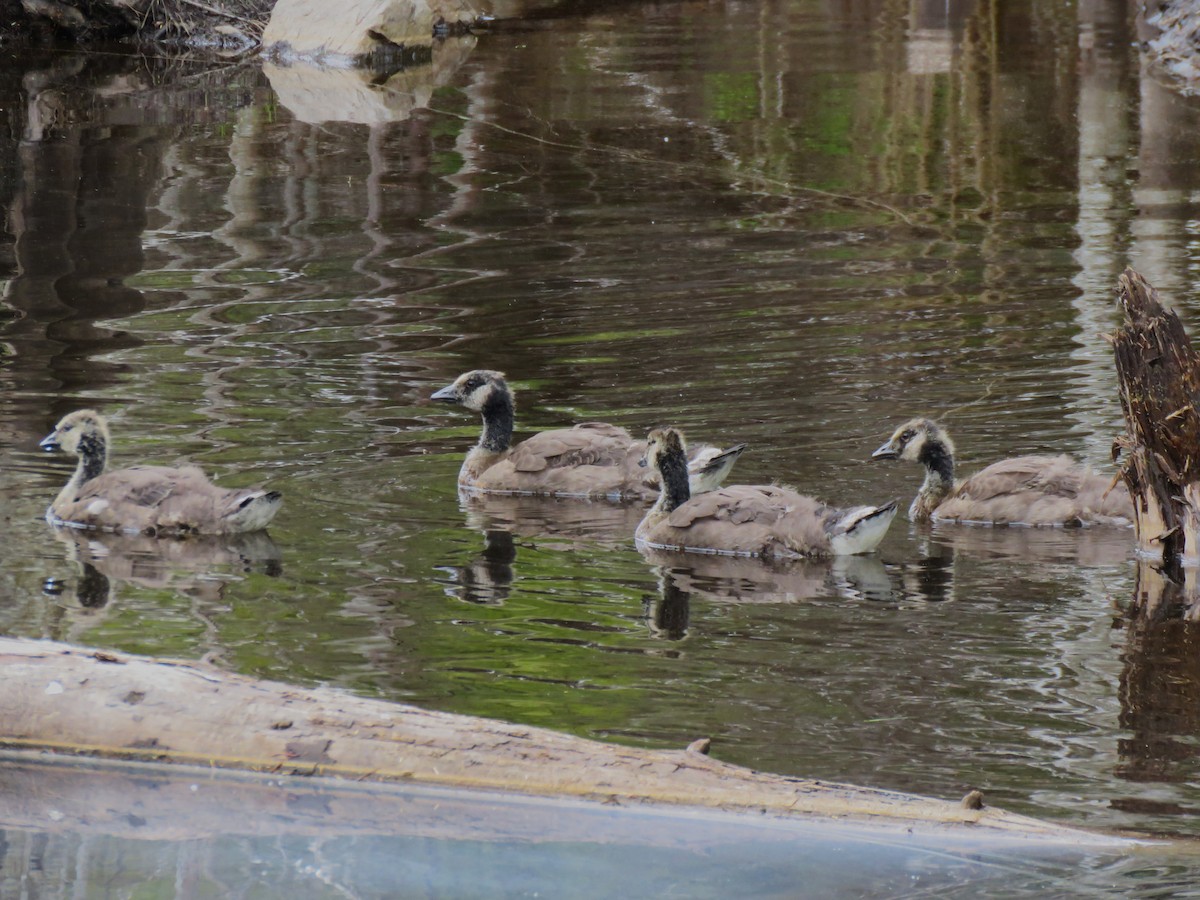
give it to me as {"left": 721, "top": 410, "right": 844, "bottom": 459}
{"left": 871, "top": 441, "right": 899, "bottom": 461}
{"left": 39, "top": 432, "right": 62, "bottom": 453}
{"left": 430, "top": 384, "right": 459, "bottom": 403}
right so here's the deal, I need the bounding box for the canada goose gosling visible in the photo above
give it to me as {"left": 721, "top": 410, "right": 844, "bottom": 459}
{"left": 40, "top": 409, "right": 282, "bottom": 536}
{"left": 638, "top": 427, "right": 898, "bottom": 557}
{"left": 871, "top": 417, "right": 955, "bottom": 520}
{"left": 872, "top": 417, "right": 1133, "bottom": 526}
{"left": 431, "top": 369, "right": 746, "bottom": 499}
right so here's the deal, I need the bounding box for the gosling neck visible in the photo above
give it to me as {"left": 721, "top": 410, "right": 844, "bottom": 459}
{"left": 655, "top": 446, "right": 692, "bottom": 514}
{"left": 912, "top": 438, "right": 954, "bottom": 520}
{"left": 479, "top": 389, "right": 514, "bottom": 453}
{"left": 55, "top": 431, "right": 107, "bottom": 510}
{"left": 77, "top": 431, "right": 108, "bottom": 484}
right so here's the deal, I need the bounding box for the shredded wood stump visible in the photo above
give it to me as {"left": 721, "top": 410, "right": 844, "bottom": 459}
{"left": 1110, "top": 267, "right": 1200, "bottom": 564}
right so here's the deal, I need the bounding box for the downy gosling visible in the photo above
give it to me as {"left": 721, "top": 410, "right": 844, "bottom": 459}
{"left": 637, "top": 426, "right": 898, "bottom": 558}
{"left": 431, "top": 370, "right": 746, "bottom": 500}
{"left": 40, "top": 409, "right": 282, "bottom": 536}
{"left": 871, "top": 417, "right": 1133, "bottom": 527}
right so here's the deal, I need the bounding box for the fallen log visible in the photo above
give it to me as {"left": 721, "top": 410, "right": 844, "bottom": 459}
{"left": 1110, "top": 267, "right": 1200, "bottom": 564}
{"left": 0, "top": 636, "right": 1124, "bottom": 842}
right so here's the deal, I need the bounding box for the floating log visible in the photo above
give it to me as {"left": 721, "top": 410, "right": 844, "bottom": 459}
{"left": 1111, "top": 267, "right": 1200, "bottom": 564}
{"left": 0, "top": 636, "right": 1120, "bottom": 843}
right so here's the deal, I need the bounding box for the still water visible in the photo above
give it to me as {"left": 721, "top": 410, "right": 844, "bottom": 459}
{"left": 2, "top": 0, "right": 1200, "bottom": 891}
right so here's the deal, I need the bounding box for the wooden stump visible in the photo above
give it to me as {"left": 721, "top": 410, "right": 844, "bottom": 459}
{"left": 1110, "top": 267, "right": 1200, "bottom": 564}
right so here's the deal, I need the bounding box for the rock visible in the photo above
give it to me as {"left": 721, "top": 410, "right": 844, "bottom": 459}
{"left": 263, "top": 0, "right": 480, "bottom": 64}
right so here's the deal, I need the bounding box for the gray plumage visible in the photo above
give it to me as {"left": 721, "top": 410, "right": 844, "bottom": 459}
{"left": 872, "top": 417, "right": 1133, "bottom": 526}
{"left": 430, "top": 370, "right": 746, "bottom": 500}
{"left": 637, "top": 426, "right": 898, "bottom": 558}
{"left": 39, "top": 409, "right": 282, "bottom": 536}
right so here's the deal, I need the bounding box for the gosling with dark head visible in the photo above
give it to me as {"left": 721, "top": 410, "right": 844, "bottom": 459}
{"left": 637, "top": 426, "right": 898, "bottom": 558}
{"left": 871, "top": 417, "right": 1132, "bottom": 526}
{"left": 39, "top": 409, "right": 282, "bottom": 536}
{"left": 431, "top": 370, "right": 746, "bottom": 500}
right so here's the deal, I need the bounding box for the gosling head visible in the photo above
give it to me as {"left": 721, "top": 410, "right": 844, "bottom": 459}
{"left": 431, "top": 369, "right": 509, "bottom": 413}
{"left": 39, "top": 409, "right": 111, "bottom": 459}
{"left": 640, "top": 426, "right": 687, "bottom": 471}
{"left": 871, "top": 418, "right": 954, "bottom": 466}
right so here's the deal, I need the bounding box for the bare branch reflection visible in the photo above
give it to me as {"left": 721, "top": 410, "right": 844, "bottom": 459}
{"left": 1115, "top": 560, "right": 1200, "bottom": 809}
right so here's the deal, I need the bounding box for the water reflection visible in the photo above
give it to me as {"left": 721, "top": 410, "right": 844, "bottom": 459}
{"left": 0, "top": 0, "right": 1199, "bottom": 865}
{"left": 1116, "top": 562, "right": 1200, "bottom": 805}
{"left": 924, "top": 522, "right": 1133, "bottom": 568}
{"left": 644, "top": 567, "right": 691, "bottom": 640}
{"left": 264, "top": 39, "right": 476, "bottom": 125}
{"left": 4, "top": 52, "right": 160, "bottom": 401}
{"left": 459, "top": 490, "right": 646, "bottom": 545}
{"left": 437, "top": 528, "right": 517, "bottom": 605}
{"left": 640, "top": 547, "right": 895, "bottom": 606}
{"left": 41, "top": 527, "right": 281, "bottom": 643}
{"left": 441, "top": 492, "right": 643, "bottom": 605}
{"left": 0, "top": 757, "right": 1153, "bottom": 900}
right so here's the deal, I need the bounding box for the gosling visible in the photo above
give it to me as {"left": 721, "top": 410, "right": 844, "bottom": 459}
{"left": 637, "top": 426, "right": 898, "bottom": 558}
{"left": 39, "top": 409, "right": 282, "bottom": 536}
{"left": 431, "top": 370, "right": 746, "bottom": 500}
{"left": 871, "top": 417, "right": 1133, "bottom": 527}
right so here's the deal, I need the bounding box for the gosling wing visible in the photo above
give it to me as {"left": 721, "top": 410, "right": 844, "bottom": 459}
{"left": 477, "top": 423, "right": 643, "bottom": 497}
{"left": 657, "top": 485, "right": 834, "bottom": 557}
{"left": 943, "top": 455, "right": 1131, "bottom": 525}
{"left": 57, "top": 465, "right": 278, "bottom": 535}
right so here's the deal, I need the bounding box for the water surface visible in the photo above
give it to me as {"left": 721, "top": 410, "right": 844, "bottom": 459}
{"left": 3, "top": 0, "right": 1200, "bottom": 890}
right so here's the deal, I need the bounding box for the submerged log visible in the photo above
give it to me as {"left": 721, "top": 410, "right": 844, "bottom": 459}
{"left": 1111, "top": 267, "right": 1200, "bottom": 564}
{"left": 0, "top": 636, "right": 1118, "bottom": 842}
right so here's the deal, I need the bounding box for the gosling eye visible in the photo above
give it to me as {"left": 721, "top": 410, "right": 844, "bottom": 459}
{"left": 899, "top": 429, "right": 914, "bottom": 444}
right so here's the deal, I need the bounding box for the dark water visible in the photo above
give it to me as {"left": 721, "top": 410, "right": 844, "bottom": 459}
{"left": 3, "top": 0, "right": 1200, "bottom": 891}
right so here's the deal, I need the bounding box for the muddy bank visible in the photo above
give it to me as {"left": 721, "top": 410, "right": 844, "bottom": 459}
{"left": 0, "top": 636, "right": 1137, "bottom": 844}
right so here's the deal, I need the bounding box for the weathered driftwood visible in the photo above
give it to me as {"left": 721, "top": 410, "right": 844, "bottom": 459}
{"left": 263, "top": 0, "right": 480, "bottom": 62}
{"left": 0, "top": 636, "right": 1117, "bottom": 842}
{"left": 1111, "top": 267, "right": 1200, "bottom": 563}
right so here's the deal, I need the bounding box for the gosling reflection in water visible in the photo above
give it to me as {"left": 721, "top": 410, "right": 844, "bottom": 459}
{"left": 459, "top": 490, "right": 646, "bottom": 547}
{"left": 44, "top": 527, "right": 283, "bottom": 631}
{"left": 883, "top": 522, "right": 1133, "bottom": 605}
{"left": 921, "top": 521, "right": 1133, "bottom": 568}
{"left": 439, "top": 491, "right": 644, "bottom": 606}
{"left": 638, "top": 547, "right": 895, "bottom": 606}
{"left": 437, "top": 530, "right": 518, "bottom": 606}
{"left": 642, "top": 568, "right": 691, "bottom": 641}
{"left": 44, "top": 562, "right": 111, "bottom": 610}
